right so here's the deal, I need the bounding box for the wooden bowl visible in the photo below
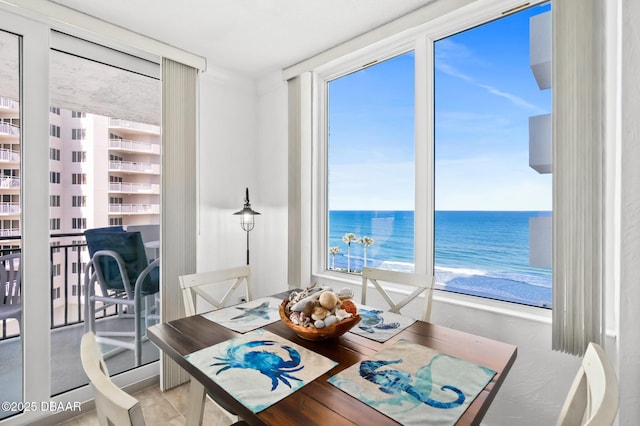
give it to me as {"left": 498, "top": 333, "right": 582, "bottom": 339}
{"left": 279, "top": 299, "right": 361, "bottom": 341}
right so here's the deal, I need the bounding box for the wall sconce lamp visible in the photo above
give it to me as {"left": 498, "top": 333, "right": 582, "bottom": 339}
{"left": 233, "top": 187, "right": 260, "bottom": 264}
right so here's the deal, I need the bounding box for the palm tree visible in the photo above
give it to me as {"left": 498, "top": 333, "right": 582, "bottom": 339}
{"left": 342, "top": 233, "right": 358, "bottom": 273}
{"left": 358, "top": 236, "right": 374, "bottom": 269}
{"left": 328, "top": 246, "right": 341, "bottom": 270}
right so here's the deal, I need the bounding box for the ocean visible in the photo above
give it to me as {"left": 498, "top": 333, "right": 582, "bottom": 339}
{"left": 328, "top": 210, "right": 552, "bottom": 308}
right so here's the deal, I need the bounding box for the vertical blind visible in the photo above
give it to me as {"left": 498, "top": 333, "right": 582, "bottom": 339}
{"left": 160, "top": 58, "right": 198, "bottom": 389}
{"left": 552, "top": 0, "right": 606, "bottom": 355}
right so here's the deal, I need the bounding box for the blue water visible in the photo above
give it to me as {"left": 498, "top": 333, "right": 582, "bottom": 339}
{"left": 328, "top": 210, "right": 552, "bottom": 308}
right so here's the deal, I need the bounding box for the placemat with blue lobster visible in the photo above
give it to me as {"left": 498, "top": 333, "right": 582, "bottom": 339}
{"left": 328, "top": 339, "right": 496, "bottom": 425}
{"left": 348, "top": 304, "right": 417, "bottom": 343}
{"left": 201, "top": 296, "right": 282, "bottom": 333}
{"left": 184, "top": 329, "right": 338, "bottom": 413}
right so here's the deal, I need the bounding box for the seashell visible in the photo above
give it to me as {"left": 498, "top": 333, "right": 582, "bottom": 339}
{"left": 314, "top": 319, "right": 326, "bottom": 328}
{"left": 311, "top": 306, "right": 329, "bottom": 320}
{"left": 335, "top": 309, "right": 353, "bottom": 321}
{"left": 340, "top": 299, "right": 357, "bottom": 316}
{"left": 290, "top": 292, "right": 321, "bottom": 311}
{"left": 289, "top": 311, "right": 302, "bottom": 325}
{"left": 302, "top": 300, "right": 316, "bottom": 316}
{"left": 323, "top": 315, "right": 338, "bottom": 327}
{"left": 336, "top": 287, "right": 354, "bottom": 300}
{"left": 319, "top": 290, "right": 340, "bottom": 310}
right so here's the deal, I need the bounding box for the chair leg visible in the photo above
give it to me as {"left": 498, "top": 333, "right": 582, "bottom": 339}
{"left": 186, "top": 380, "right": 206, "bottom": 426}
{"left": 135, "top": 296, "right": 142, "bottom": 367}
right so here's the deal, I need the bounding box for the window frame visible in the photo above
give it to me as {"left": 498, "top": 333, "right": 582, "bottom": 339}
{"left": 309, "top": 0, "right": 552, "bottom": 313}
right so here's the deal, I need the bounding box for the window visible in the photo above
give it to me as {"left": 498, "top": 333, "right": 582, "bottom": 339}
{"left": 325, "top": 52, "right": 415, "bottom": 274}
{"left": 316, "top": 2, "right": 552, "bottom": 308}
{"left": 52, "top": 263, "right": 61, "bottom": 277}
{"left": 49, "top": 148, "right": 60, "bottom": 160}
{"left": 71, "top": 151, "right": 86, "bottom": 162}
{"left": 433, "top": 4, "right": 552, "bottom": 307}
{"left": 110, "top": 217, "right": 123, "bottom": 226}
{"left": 50, "top": 124, "right": 60, "bottom": 138}
{"left": 71, "top": 262, "right": 86, "bottom": 274}
{"left": 110, "top": 196, "right": 123, "bottom": 204}
{"left": 71, "top": 173, "right": 86, "bottom": 184}
{"left": 50, "top": 171, "right": 60, "bottom": 184}
{"left": 71, "top": 128, "right": 86, "bottom": 140}
{"left": 71, "top": 217, "right": 87, "bottom": 229}
{"left": 50, "top": 106, "right": 60, "bottom": 115}
{"left": 71, "top": 111, "right": 86, "bottom": 118}
{"left": 72, "top": 195, "right": 86, "bottom": 207}
{"left": 50, "top": 218, "right": 60, "bottom": 230}
{"left": 51, "top": 241, "right": 61, "bottom": 254}
{"left": 50, "top": 195, "right": 60, "bottom": 207}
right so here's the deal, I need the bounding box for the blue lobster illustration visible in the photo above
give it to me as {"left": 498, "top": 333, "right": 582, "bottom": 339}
{"left": 212, "top": 340, "right": 304, "bottom": 391}
{"left": 359, "top": 358, "right": 465, "bottom": 409}
{"left": 358, "top": 308, "right": 400, "bottom": 333}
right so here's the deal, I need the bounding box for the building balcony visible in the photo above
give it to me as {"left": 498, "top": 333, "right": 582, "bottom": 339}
{"left": 0, "top": 148, "right": 19, "bottom": 164}
{"left": 0, "top": 202, "right": 19, "bottom": 215}
{"left": 0, "top": 97, "right": 19, "bottom": 113}
{"left": 109, "top": 182, "right": 160, "bottom": 194}
{"left": 0, "top": 177, "right": 20, "bottom": 189}
{"left": 109, "top": 203, "right": 160, "bottom": 215}
{"left": 108, "top": 118, "right": 160, "bottom": 135}
{"left": 0, "top": 122, "right": 19, "bottom": 138}
{"left": 0, "top": 228, "right": 19, "bottom": 237}
{"left": 108, "top": 160, "right": 160, "bottom": 175}
{"left": 0, "top": 236, "right": 159, "bottom": 420}
{"left": 109, "top": 138, "right": 160, "bottom": 155}
{"left": 530, "top": 10, "right": 551, "bottom": 90}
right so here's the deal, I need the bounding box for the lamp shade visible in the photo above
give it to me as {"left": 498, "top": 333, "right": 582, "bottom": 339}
{"left": 233, "top": 187, "right": 260, "bottom": 232}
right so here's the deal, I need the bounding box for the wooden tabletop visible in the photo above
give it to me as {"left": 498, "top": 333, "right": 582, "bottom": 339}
{"left": 147, "top": 296, "right": 517, "bottom": 426}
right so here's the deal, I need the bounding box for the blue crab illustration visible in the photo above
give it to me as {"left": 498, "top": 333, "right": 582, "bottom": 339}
{"left": 359, "top": 358, "right": 465, "bottom": 409}
{"left": 212, "top": 340, "right": 304, "bottom": 391}
{"left": 230, "top": 301, "right": 273, "bottom": 321}
{"left": 358, "top": 308, "right": 400, "bottom": 333}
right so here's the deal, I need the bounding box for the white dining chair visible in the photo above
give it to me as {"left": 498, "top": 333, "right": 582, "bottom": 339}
{"left": 361, "top": 266, "right": 434, "bottom": 322}
{"left": 556, "top": 342, "right": 619, "bottom": 426}
{"left": 81, "top": 332, "right": 145, "bottom": 426}
{"left": 179, "top": 265, "right": 252, "bottom": 425}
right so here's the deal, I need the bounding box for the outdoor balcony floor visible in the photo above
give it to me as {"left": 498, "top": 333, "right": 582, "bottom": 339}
{"left": 0, "top": 316, "right": 159, "bottom": 422}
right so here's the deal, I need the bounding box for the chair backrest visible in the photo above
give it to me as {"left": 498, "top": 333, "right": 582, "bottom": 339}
{"left": 81, "top": 332, "right": 145, "bottom": 426}
{"left": 361, "top": 266, "right": 434, "bottom": 322}
{"left": 85, "top": 229, "right": 155, "bottom": 293}
{"left": 557, "top": 342, "right": 619, "bottom": 426}
{"left": 0, "top": 253, "right": 21, "bottom": 306}
{"left": 179, "top": 265, "right": 252, "bottom": 317}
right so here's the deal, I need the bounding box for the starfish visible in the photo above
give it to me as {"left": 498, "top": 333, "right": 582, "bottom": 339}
{"left": 230, "top": 301, "right": 273, "bottom": 321}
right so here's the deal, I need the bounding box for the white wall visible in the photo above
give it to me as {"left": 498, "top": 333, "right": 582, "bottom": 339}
{"left": 197, "top": 68, "right": 258, "bottom": 276}
{"left": 197, "top": 68, "right": 289, "bottom": 299}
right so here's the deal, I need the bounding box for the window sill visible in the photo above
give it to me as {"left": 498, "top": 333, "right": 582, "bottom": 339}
{"left": 312, "top": 270, "right": 553, "bottom": 325}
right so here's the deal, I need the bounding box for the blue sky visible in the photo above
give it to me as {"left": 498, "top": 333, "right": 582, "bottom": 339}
{"left": 328, "top": 3, "right": 551, "bottom": 211}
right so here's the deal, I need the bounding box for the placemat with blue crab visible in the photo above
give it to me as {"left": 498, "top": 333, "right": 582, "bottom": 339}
{"left": 184, "top": 329, "right": 337, "bottom": 413}
{"left": 347, "top": 304, "right": 417, "bottom": 343}
{"left": 328, "top": 339, "right": 496, "bottom": 426}
{"left": 201, "top": 296, "right": 282, "bottom": 333}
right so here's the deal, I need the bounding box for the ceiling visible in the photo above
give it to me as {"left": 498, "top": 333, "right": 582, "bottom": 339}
{"left": 51, "top": 0, "right": 436, "bottom": 78}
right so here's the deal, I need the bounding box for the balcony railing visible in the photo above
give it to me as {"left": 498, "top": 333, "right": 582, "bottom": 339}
{"left": 0, "top": 177, "right": 20, "bottom": 189}
{"left": 0, "top": 148, "right": 19, "bottom": 163}
{"left": 109, "top": 182, "right": 160, "bottom": 194}
{"left": 0, "top": 122, "right": 19, "bottom": 137}
{"left": 109, "top": 160, "right": 160, "bottom": 174}
{"left": 108, "top": 119, "right": 160, "bottom": 135}
{"left": 0, "top": 232, "right": 147, "bottom": 340}
{"left": 0, "top": 202, "right": 19, "bottom": 214}
{"left": 109, "top": 138, "right": 160, "bottom": 155}
{"left": 0, "top": 97, "right": 19, "bottom": 112}
{"left": 108, "top": 203, "right": 160, "bottom": 215}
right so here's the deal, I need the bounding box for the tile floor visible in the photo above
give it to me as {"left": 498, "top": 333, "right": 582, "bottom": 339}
{"left": 58, "top": 381, "right": 234, "bottom": 426}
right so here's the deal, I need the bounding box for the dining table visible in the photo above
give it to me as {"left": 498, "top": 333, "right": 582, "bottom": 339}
{"left": 146, "top": 290, "right": 517, "bottom": 426}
